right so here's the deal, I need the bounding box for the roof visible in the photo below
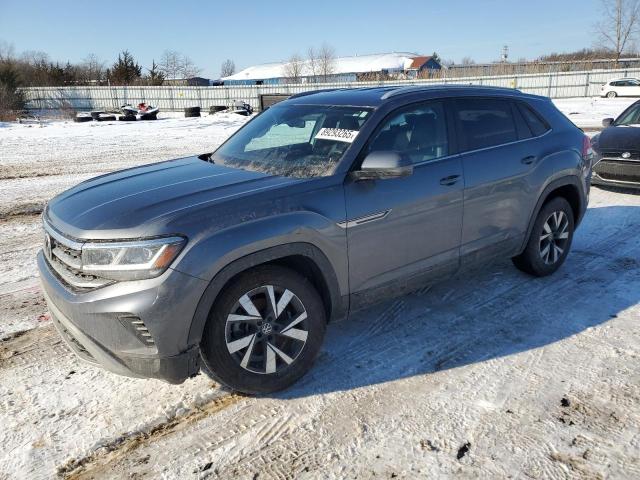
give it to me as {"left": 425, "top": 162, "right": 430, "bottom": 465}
{"left": 222, "top": 52, "right": 428, "bottom": 81}
{"left": 282, "top": 85, "right": 532, "bottom": 108}
{"left": 407, "top": 56, "right": 433, "bottom": 69}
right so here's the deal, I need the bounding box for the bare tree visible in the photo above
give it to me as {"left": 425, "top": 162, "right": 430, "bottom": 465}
{"left": 283, "top": 54, "right": 304, "bottom": 83}
{"left": 318, "top": 43, "right": 336, "bottom": 82}
{"left": 80, "top": 53, "right": 105, "bottom": 83}
{"left": 307, "top": 47, "right": 319, "bottom": 82}
{"left": 595, "top": 0, "right": 640, "bottom": 63}
{"left": 220, "top": 59, "right": 235, "bottom": 78}
{"left": 157, "top": 50, "right": 201, "bottom": 79}
{"left": 158, "top": 50, "right": 182, "bottom": 79}
{"left": 181, "top": 55, "right": 201, "bottom": 78}
{"left": 461, "top": 56, "right": 476, "bottom": 66}
{"left": 0, "top": 40, "right": 15, "bottom": 61}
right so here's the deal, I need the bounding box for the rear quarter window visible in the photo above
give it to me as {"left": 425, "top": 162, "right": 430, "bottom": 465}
{"left": 516, "top": 102, "right": 551, "bottom": 137}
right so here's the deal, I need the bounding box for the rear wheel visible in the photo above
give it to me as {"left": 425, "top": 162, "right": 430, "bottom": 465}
{"left": 200, "top": 265, "right": 326, "bottom": 394}
{"left": 607, "top": 91, "right": 618, "bottom": 98}
{"left": 512, "top": 197, "right": 574, "bottom": 277}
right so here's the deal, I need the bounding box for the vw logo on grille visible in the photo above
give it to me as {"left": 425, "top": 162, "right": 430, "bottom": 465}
{"left": 622, "top": 152, "right": 632, "bottom": 159}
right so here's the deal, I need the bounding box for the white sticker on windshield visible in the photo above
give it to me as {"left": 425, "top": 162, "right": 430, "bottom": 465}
{"left": 315, "top": 128, "right": 359, "bottom": 143}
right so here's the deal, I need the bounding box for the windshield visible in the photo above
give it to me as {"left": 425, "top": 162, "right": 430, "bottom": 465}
{"left": 616, "top": 103, "right": 640, "bottom": 126}
{"left": 212, "top": 104, "right": 371, "bottom": 178}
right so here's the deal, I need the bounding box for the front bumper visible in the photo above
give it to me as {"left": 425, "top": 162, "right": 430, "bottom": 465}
{"left": 592, "top": 159, "right": 640, "bottom": 189}
{"left": 38, "top": 251, "right": 208, "bottom": 383}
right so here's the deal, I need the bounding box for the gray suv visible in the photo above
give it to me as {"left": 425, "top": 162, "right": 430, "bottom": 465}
{"left": 38, "top": 86, "right": 591, "bottom": 394}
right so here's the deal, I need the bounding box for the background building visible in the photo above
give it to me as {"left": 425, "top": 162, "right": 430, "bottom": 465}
{"left": 221, "top": 52, "right": 442, "bottom": 85}
{"left": 163, "top": 76, "right": 211, "bottom": 86}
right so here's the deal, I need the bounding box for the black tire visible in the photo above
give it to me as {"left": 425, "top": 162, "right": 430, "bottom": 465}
{"left": 209, "top": 105, "right": 227, "bottom": 114}
{"left": 184, "top": 106, "right": 201, "bottom": 117}
{"left": 96, "top": 115, "right": 116, "bottom": 122}
{"left": 90, "top": 111, "right": 105, "bottom": 120}
{"left": 118, "top": 115, "right": 137, "bottom": 121}
{"left": 140, "top": 112, "right": 158, "bottom": 120}
{"left": 200, "top": 265, "right": 326, "bottom": 394}
{"left": 607, "top": 91, "right": 617, "bottom": 98}
{"left": 512, "top": 197, "right": 575, "bottom": 277}
{"left": 74, "top": 116, "right": 92, "bottom": 123}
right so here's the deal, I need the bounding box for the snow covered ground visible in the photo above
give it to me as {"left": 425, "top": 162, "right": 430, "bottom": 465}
{"left": 1, "top": 99, "right": 639, "bottom": 479}
{"left": 553, "top": 96, "right": 637, "bottom": 130}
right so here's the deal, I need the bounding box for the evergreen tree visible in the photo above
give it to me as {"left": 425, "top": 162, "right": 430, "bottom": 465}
{"left": 146, "top": 60, "right": 165, "bottom": 85}
{"left": 108, "top": 50, "right": 142, "bottom": 85}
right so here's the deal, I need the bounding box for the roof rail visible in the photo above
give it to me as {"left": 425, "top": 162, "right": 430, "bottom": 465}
{"left": 380, "top": 84, "right": 521, "bottom": 100}
{"left": 288, "top": 88, "right": 345, "bottom": 99}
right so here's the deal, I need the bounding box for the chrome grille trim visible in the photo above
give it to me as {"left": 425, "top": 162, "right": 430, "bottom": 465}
{"left": 42, "top": 219, "right": 112, "bottom": 290}
{"left": 43, "top": 220, "right": 84, "bottom": 251}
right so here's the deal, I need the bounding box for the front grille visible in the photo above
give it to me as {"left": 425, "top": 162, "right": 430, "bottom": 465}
{"left": 43, "top": 221, "right": 112, "bottom": 290}
{"left": 594, "top": 159, "right": 640, "bottom": 183}
{"left": 599, "top": 149, "right": 640, "bottom": 161}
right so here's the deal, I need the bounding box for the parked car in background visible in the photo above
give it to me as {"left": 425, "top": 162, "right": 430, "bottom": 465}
{"left": 600, "top": 78, "right": 640, "bottom": 98}
{"left": 591, "top": 100, "right": 640, "bottom": 188}
{"left": 38, "top": 86, "right": 592, "bottom": 394}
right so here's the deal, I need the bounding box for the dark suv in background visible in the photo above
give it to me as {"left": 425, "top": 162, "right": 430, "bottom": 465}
{"left": 592, "top": 99, "right": 640, "bottom": 188}
{"left": 38, "top": 86, "right": 591, "bottom": 394}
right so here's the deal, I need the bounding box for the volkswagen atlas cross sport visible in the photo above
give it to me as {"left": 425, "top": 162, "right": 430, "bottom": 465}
{"left": 38, "top": 86, "right": 592, "bottom": 394}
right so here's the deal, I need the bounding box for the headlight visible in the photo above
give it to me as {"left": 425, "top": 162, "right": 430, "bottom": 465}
{"left": 81, "top": 236, "right": 186, "bottom": 281}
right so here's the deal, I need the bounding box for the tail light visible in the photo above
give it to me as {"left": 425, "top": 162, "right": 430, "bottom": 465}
{"left": 582, "top": 135, "right": 593, "bottom": 159}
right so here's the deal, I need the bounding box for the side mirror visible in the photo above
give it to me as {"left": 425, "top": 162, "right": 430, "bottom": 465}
{"left": 352, "top": 151, "right": 414, "bottom": 181}
{"left": 602, "top": 118, "right": 614, "bottom": 128}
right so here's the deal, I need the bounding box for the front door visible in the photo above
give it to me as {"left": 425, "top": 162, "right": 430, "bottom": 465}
{"left": 343, "top": 100, "right": 464, "bottom": 305}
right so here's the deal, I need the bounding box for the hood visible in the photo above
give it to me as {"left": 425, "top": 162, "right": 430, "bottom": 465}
{"left": 46, "top": 156, "right": 299, "bottom": 239}
{"left": 595, "top": 125, "right": 640, "bottom": 152}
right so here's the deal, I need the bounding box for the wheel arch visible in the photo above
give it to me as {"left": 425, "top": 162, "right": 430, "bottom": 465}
{"left": 520, "top": 177, "right": 585, "bottom": 253}
{"left": 186, "top": 242, "right": 346, "bottom": 348}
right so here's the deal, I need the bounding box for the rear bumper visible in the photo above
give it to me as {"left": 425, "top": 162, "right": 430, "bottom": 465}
{"left": 38, "top": 251, "right": 208, "bottom": 383}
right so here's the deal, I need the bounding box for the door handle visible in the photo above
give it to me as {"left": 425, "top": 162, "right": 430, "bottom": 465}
{"left": 439, "top": 174, "right": 461, "bottom": 186}
{"left": 521, "top": 155, "right": 536, "bottom": 165}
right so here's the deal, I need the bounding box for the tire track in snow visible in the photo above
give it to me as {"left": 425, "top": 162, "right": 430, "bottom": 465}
{"left": 58, "top": 393, "right": 244, "bottom": 479}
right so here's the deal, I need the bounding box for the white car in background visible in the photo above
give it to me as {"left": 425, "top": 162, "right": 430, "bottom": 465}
{"left": 601, "top": 78, "right": 640, "bottom": 98}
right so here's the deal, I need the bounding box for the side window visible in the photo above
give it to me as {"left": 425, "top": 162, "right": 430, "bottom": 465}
{"left": 453, "top": 98, "right": 518, "bottom": 151}
{"left": 517, "top": 102, "right": 551, "bottom": 137}
{"left": 367, "top": 101, "right": 449, "bottom": 164}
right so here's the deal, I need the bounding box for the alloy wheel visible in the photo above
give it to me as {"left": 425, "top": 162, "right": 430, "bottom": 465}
{"left": 539, "top": 211, "right": 570, "bottom": 265}
{"left": 225, "top": 285, "right": 309, "bottom": 374}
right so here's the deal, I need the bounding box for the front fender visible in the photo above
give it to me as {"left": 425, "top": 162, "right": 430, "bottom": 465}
{"left": 174, "top": 210, "right": 347, "bottom": 285}
{"left": 171, "top": 211, "right": 348, "bottom": 347}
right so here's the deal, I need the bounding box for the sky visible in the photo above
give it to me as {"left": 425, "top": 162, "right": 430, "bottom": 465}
{"left": 0, "top": 0, "right": 602, "bottom": 79}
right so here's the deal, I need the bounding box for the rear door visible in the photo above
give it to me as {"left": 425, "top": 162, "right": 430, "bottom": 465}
{"left": 452, "top": 97, "right": 545, "bottom": 265}
{"left": 344, "top": 100, "right": 464, "bottom": 303}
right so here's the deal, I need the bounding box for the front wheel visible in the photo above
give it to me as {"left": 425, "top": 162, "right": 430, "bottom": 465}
{"left": 200, "top": 265, "right": 326, "bottom": 394}
{"left": 607, "top": 91, "right": 618, "bottom": 98}
{"left": 512, "top": 197, "right": 575, "bottom": 277}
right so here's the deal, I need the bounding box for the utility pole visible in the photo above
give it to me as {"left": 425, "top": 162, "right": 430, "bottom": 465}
{"left": 501, "top": 45, "right": 509, "bottom": 63}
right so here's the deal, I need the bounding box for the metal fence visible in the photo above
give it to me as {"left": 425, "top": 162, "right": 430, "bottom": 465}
{"left": 21, "top": 67, "right": 640, "bottom": 112}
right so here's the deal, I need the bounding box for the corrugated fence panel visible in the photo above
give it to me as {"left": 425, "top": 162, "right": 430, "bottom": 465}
{"left": 22, "top": 68, "right": 640, "bottom": 112}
